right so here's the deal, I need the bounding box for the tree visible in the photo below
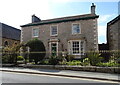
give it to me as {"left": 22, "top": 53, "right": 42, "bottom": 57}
{"left": 2, "top": 44, "right": 21, "bottom": 64}
{"left": 26, "top": 38, "right": 46, "bottom": 64}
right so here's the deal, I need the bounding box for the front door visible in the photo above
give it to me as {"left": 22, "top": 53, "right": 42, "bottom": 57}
{"left": 50, "top": 42, "right": 58, "bottom": 57}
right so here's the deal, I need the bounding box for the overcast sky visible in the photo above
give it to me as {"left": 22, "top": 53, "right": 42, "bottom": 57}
{"left": 0, "top": 0, "right": 119, "bottom": 44}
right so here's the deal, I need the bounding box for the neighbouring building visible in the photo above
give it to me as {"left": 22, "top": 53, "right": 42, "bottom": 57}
{"left": 0, "top": 22, "right": 21, "bottom": 48}
{"left": 107, "top": 15, "right": 120, "bottom": 51}
{"left": 21, "top": 3, "right": 99, "bottom": 59}
{"left": 98, "top": 43, "right": 110, "bottom": 61}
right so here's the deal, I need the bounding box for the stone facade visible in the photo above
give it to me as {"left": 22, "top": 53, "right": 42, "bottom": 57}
{"left": 107, "top": 15, "right": 120, "bottom": 50}
{"left": 2, "top": 38, "right": 20, "bottom": 47}
{"left": 21, "top": 4, "right": 99, "bottom": 59}
{"left": 0, "top": 23, "right": 21, "bottom": 48}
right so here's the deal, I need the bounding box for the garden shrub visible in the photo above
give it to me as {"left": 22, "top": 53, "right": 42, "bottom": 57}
{"left": 87, "top": 51, "right": 103, "bottom": 66}
{"left": 66, "top": 60, "right": 82, "bottom": 66}
{"left": 97, "top": 62, "right": 120, "bottom": 67}
{"left": 2, "top": 54, "right": 11, "bottom": 64}
{"left": 2, "top": 44, "right": 21, "bottom": 64}
{"left": 110, "top": 51, "right": 120, "bottom": 63}
{"left": 39, "top": 59, "right": 49, "bottom": 65}
{"left": 26, "top": 38, "right": 46, "bottom": 64}
{"left": 48, "top": 56, "right": 60, "bottom": 65}
{"left": 96, "top": 52, "right": 120, "bottom": 67}
{"left": 81, "top": 58, "right": 90, "bottom": 66}
{"left": 17, "top": 56, "right": 24, "bottom": 61}
{"left": 65, "top": 55, "right": 74, "bottom": 61}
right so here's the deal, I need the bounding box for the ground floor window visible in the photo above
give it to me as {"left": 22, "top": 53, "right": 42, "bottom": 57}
{"left": 68, "top": 40, "right": 85, "bottom": 55}
{"left": 72, "top": 41, "right": 80, "bottom": 54}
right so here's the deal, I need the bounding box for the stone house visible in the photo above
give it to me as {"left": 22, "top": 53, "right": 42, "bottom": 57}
{"left": 107, "top": 15, "right": 120, "bottom": 51}
{"left": 0, "top": 22, "right": 21, "bottom": 48}
{"left": 21, "top": 3, "right": 99, "bottom": 59}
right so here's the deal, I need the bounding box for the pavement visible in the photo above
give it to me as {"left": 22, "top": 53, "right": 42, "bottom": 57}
{"left": 0, "top": 67, "right": 120, "bottom": 82}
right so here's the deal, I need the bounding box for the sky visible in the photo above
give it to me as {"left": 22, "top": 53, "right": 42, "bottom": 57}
{"left": 0, "top": 0, "right": 119, "bottom": 44}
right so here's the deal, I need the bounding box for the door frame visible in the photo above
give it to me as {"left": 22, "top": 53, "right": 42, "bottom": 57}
{"left": 49, "top": 42, "right": 58, "bottom": 57}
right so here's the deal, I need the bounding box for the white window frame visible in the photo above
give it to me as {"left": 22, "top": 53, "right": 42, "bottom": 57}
{"left": 68, "top": 40, "right": 85, "bottom": 55}
{"left": 80, "top": 41, "right": 85, "bottom": 55}
{"left": 72, "top": 23, "right": 81, "bottom": 34}
{"left": 50, "top": 25, "right": 58, "bottom": 36}
{"left": 71, "top": 40, "right": 81, "bottom": 55}
{"left": 32, "top": 28, "right": 39, "bottom": 37}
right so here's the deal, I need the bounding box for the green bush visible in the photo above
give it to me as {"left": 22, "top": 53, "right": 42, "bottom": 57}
{"left": 81, "top": 58, "right": 90, "bottom": 66}
{"left": 65, "top": 55, "right": 74, "bottom": 61}
{"left": 108, "top": 51, "right": 120, "bottom": 63}
{"left": 66, "top": 60, "right": 82, "bottom": 66}
{"left": 17, "top": 56, "right": 24, "bottom": 61}
{"left": 2, "top": 54, "right": 10, "bottom": 64}
{"left": 59, "top": 61, "right": 67, "bottom": 65}
{"left": 39, "top": 59, "right": 49, "bottom": 65}
{"left": 48, "top": 56, "right": 60, "bottom": 65}
{"left": 96, "top": 51, "right": 120, "bottom": 67}
{"left": 26, "top": 38, "right": 46, "bottom": 64}
{"left": 87, "top": 51, "right": 103, "bottom": 66}
{"left": 97, "top": 62, "right": 120, "bottom": 67}
{"left": 2, "top": 44, "right": 21, "bottom": 64}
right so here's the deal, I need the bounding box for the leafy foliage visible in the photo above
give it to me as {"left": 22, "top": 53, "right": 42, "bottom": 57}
{"left": 81, "top": 58, "right": 90, "bottom": 66}
{"left": 66, "top": 60, "right": 82, "bottom": 66}
{"left": 110, "top": 51, "right": 120, "bottom": 63}
{"left": 87, "top": 51, "right": 103, "bottom": 66}
{"left": 97, "top": 62, "right": 120, "bottom": 67}
{"left": 48, "top": 56, "right": 63, "bottom": 65}
{"left": 65, "top": 55, "right": 74, "bottom": 61}
{"left": 39, "top": 59, "right": 49, "bottom": 65}
{"left": 2, "top": 44, "right": 21, "bottom": 64}
{"left": 17, "top": 56, "right": 24, "bottom": 61}
{"left": 26, "top": 38, "right": 46, "bottom": 64}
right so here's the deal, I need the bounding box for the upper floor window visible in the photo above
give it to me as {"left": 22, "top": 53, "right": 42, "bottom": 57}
{"left": 51, "top": 25, "right": 58, "bottom": 36}
{"left": 72, "top": 23, "right": 80, "bottom": 34}
{"left": 32, "top": 29, "right": 39, "bottom": 37}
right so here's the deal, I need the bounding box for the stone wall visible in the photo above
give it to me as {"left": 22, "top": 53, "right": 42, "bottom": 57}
{"left": 2, "top": 64, "right": 119, "bottom": 74}
{"left": 20, "top": 65, "right": 120, "bottom": 74}
{"left": 107, "top": 17, "right": 120, "bottom": 50}
{"left": 21, "top": 18, "right": 98, "bottom": 58}
{"left": 2, "top": 38, "right": 20, "bottom": 47}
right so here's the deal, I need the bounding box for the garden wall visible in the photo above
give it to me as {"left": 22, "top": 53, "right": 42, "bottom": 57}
{"left": 19, "top": 65, "right": 120, "bottom": 74}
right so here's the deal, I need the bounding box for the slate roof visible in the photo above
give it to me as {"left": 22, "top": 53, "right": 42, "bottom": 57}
{"left": 1, "top": 23, "right": 21, "bottom": 40}
{"left": 107, "top": 15, "right": 120, "bottom": 26}
{"left": 21, "top": 14, "right": 99, "bottom": 27}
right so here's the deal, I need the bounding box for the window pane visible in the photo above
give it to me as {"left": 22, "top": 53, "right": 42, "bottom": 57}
{"left": 51, "top": 26, "right": 57, "bottom": 35}
{"left": 72, "top": 41, "right": 80, "bottom": 54}
{"left": 70, "top": 40, "right": 85, "bottom": 55}
{"left": 33, "top": 29, "right": 39, "bottom": 37}
{"left": 72, "top": 24, "right": 80, "bottom": 34}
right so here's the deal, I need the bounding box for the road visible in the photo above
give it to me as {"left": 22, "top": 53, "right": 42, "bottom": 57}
{"left": 1, "top": 71, "right": 119, "bottom": 84}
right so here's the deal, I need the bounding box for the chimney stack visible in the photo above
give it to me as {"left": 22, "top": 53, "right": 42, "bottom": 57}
{"left": 32, "top": 14, "right": 41, "bottom": 23}
{"left": 91, "top": 3, "right": 96, "bottom": 14}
